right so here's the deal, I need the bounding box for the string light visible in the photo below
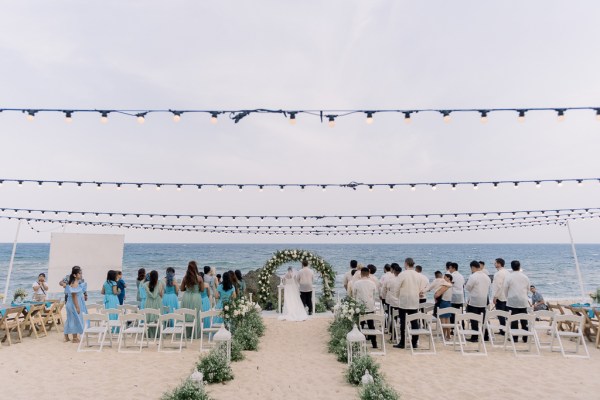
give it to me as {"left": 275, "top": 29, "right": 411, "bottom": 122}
{"left": 518, "top": 110, "right": 526, "bottom": 122}
{"left": 480, "top": 110, "right": 488, "bottom": 123}
{"left": 365, "top": 112, "right": 374, "bottom": 124}
{"left": 210, "top": 112, "right": 218, "bottom": 124}
{"left": 172, "top": 111, "right": 182, "bottom": 122}
{"left": 136, "top": 113, "right": 146, "bottom": 124}
{"left": 596, "top": 109, "right": 600, "bottom": 121}
{"left": 557, "top": 109, "right": 566, "bottom": 122}
{"left": 442, "top": 111, "right": 451, "bottom": 123}
{"left": 100, "top": 111, "right": 109, "bottom": 123}
{"left": 26, "top": 110, "right": 36, "bottom": 121}
{"left": 289, "top": 112, "right": 297, "bottom": 125}
{"left": 404, "top": 112, "right": 412, "bottom": 123}
{"left": 64, "top": 111, "right": 73, "bottom": 123}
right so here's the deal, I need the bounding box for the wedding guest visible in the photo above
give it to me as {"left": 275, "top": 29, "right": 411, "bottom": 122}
{"left": 448, "top": 263, "right": 465, "bottom": 318}
{"left": 393, "top": 258, "right": 420, "bottom": 349}
{"left": 64, "top": 266, "right": 85, "bottom": 343}
{"left": 235, "top": 270, "right": 246, "bottom": 294}
{"left": 297, "top": 259, "right": 315, "bottom": 315}
{"left": 382, "top": 263, "right": 401, "bottom": 341}
{"left": 492, "top": 258, "right": 508, "bottom": 334}
{"left": 162, "top": 267, "right": 180, "bottom": 313}
{"left": 503, "top": 260, "right": 531, "bottom": 343}
{"left": 136, "top": 268, "right": 146, "bottom": 301}
{"left": 144, "top": 270, "right": 164, "bottom": 338}
{"left": 352, "top": 267, "right": 378, "bottom": 348}
{"left": 229, "top": 270, "right": 240, "bottom": 296}
{"left": 59, "top": 266, "right": 87, "bottom": 303}
{"left": 181, "top": 261, "right": 203, "bottom": 338}
{"left": 344, "top": 260, "right": 358, "bottom": 292}
{"left": 465, "top": 260, "right": 491, "bottom": 342}
{"left": 530, "top": 285, "right": 548, "bottom": 311}
{"left": 347, "top": 270, "right": 358, "bottom": 298}
{"left": 116, "top": 271, "right": 126, "bottom": 305}
{"left": 415, "top": 265, "right": 429, "bottom": 304}
{"left": 379, "top": 264, "right": 393, "bottom": 314}
{"left": 367, "top": 264, "right": 379, "bottom": 297}
{"left": 216, "top": 274, "right": 222, "bottom": 285}
{"left": 198, "top": 272, "right": 212, "bottom": 328}
{"left": 435, "top": 274, "right": 454, "bottom": 341}
{"left": 215, "top": 271, "right": 237, "bottom": 324}
{"left": 426, "top": 271, "right": 444, "bottom": 316}
{"left": 479, "top": 261, "right": 491, "bottom": 277}
{"left": 101, "top": 270, "right": 119, "bottom": 324}
{"left": 32, "top": 273, "right": 48, "bottom": 302}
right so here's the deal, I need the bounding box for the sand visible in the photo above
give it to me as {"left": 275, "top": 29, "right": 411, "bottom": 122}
{"left": 1, "top": 315, "right": 598, "bottom": 400}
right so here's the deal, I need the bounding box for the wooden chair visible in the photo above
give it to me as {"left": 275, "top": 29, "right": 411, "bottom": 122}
{"left": 569, "top": 306, "right": 598, "bottom": 342}
{"left": 0, "top": 306, "right": 25, "bottom": 345}
{"left": 23, "top": 304, "right": 48, "bottom": 339}
{"left": 40, "top": 302, "right": 61, "bottom": 333}
{"left": 594, "top": 309, "right": 600, "bottom": 349}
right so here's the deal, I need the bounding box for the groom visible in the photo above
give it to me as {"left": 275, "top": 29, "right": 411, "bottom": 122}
{"left": 296, "top": 259, "right": 314, "bottom": 315}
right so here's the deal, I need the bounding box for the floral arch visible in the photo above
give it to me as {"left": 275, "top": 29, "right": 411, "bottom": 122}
{"left": 257, "top": 249, "right": 336, "bottom": 306}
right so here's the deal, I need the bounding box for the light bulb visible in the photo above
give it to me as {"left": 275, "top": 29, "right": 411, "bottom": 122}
{"left": 557, "top": 110, "right": 565, "bottom": 122}
{"left": 404, "top": 112, "right": 412, "bottom": 124}
{"left": 65, "top": 112, "right": 73, "bottom": 123}
{"left": 473, "top": 184, "right": 479, "bottom": 190}
{"left": 480, "top": 111, "right": 488, "bottom": 123}
{"left": 210, "top": 113, "right": 218, "bottom": 124}
{"left": 410, "top": 185, "right": 416, "bottom": 192}
{"left": 389, "top": 185, "right": 394, "bottom": 192}
{"left": 156, "top": 185, "right": 161, "bottom": 191}
{"left": 431, "top": 185, "right": 437, "bottom": 191}
{"left": 100, "top": 112, "right": 108, "bottom": 123}
{"left": 217, "top": 185, "right": 223, "bottom": 191}
{"left": 596, "top": 109, "right": 600, "bottom": 121}
{"left": 173, "top": 113, "right": 181, "bottom": 123}
{"left": 289, "top": 113, "right": 297, "bottom": 125}
{"left": 442, "top": 111, "right": 451, "bottom": 123}
{"left": 328, "top": 116, "right": 335, "bottom": 128}
{"left": 137, "top": 114, "right": 145, "bottom": 124}
{"left": 517, "top": 110, "right": 526, "bottom": 122}
{"left": 557, "top": 181, "right": 563, "bottom": 187}
{"left": 535, "top": 182, "right": 541, "bottom": 189}
{"left": 365, "top": 112, "right": 373, "bottom": 124}
{"left": 26, "top": 111, "right": 35, "bottom": 121}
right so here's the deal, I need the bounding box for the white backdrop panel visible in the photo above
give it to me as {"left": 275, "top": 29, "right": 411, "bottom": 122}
{"left": 48, "top": 233, "right": 124, "bottom": 293}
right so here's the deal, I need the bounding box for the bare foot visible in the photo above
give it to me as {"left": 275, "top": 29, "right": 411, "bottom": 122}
{"left": 64, "top": 337, "right": 71, "bottom": 342}
{"left": 72, "top": 338, "right": 80, "bottom": 343}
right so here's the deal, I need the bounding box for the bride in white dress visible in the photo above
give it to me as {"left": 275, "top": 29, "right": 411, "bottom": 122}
{"left": 278, "top": 267, "right": 308, "bottom": 321}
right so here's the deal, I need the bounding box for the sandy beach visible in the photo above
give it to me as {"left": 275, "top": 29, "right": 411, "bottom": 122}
{"left": 1, "top": 315, "right": 598, "bottom": 400}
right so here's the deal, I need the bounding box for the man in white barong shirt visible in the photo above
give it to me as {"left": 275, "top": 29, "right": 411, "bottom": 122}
{"left": 464, "top": 260, "right": 491, "bottom": 341}
{"left": 503, "top": 260, "right": 531, "bottom": 342}
{"left": 393, "top": 258, "right": 420, "bottom": 349}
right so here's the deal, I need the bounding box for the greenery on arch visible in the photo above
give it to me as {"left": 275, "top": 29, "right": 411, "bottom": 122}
{"left": 257, "top": 249, "right": 336, "bottom": 306}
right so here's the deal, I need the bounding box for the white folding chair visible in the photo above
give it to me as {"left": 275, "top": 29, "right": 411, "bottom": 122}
{"left": 125, "top": 301, "right": 140, "bottom": 307}
{"left": 118, "top": 313, "right": 147, "bottom": 353}
{"left": 199, "top": 310, "right": 221, "bottom": 352}
{"left": 158, "top": 313, "right": 186, "bottom": 353}
{"left": 174, "top": 308, "right": 197, "bottom": 343}
{"left": 406, "top": 312, "right": 436, "bottom": 355}
{"left": 455, "top": 313, "right": 487, "bottom": 356}
{"left": 78, "top": 313, "right": 112, "bottom": 352}
{"left": 533, "top": 310, "right": 556, "bottom": 349}
{"left": 358, "top": 314, "right": 386, "bottom": 356}
{"left": 484, "top": 310, "right": 511, "bottom": 348}
{"left": 504, "top": 313, "right": 540, "bottom": 357}
{"left": 436, "top": 307, "right": 461, "bottom": 346}
{"left": 551, "top": 315, "right": 590, "bottom": 358}
{"left": 419, "top": 302, "right": 435, "bottom": 313}
{"left": 141, "top": 308, "right": 161, "bottom": 343}
{"left": 118, "top": 304, "right": 139, "bottom": 315}
{"left": 100, "top": 308, "right": 122, "bottom": 338}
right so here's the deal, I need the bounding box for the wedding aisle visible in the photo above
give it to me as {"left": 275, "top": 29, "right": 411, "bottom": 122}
{"left": 207, "top": 316, "right": 356, "bottom": 400}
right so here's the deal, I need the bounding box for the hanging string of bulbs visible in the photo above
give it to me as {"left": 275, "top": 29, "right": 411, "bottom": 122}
{"left": 0, "top": 177, "right": 598, "bottom": 191}
{"left": 13, "top": 213, "right": 594, "bottom": 235}
{"left": 1, "top": 106, "right": 600, "bottom": 125}
{"left": 2, "top": 205, "right": 598, "bottom": 223}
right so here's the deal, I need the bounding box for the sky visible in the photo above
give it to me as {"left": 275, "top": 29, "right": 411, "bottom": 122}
{"left": 0, "top": 1, "right": 599, "bottom": 244}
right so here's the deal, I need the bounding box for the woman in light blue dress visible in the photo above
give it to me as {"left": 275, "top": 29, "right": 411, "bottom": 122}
{"left": 162, "top": 267, "right": 180, "bottom": 313}
{"left": 101, "top": 270, "right": 120, "bottom": 321}
{"left": 136, "top": 268, "right": 147, "bottom": 309}
{"left": 214, "top": 271, "right": 236, "bottom": 324}
{"left": 180, "top": 261, "right": 204, "bottom": 339}
{"left": 64, "top": 266, "right": 84, "bottom": 342}
{"left": 199, "top": 272, "right": 212, "bottom": 329}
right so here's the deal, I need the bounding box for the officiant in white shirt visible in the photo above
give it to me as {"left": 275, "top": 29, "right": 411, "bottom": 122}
{"left": 352, "top": 267, "right": 378, "bottom": 348}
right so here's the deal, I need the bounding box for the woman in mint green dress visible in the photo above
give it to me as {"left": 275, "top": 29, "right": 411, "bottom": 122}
{"left": 162, "top": 267, "right": 180, "bottom": 313}
{"left": 143, "top": 270, "right": 163, "bottom": 338}
{"left": 180, "top": 261, "right": 203, "bottom": 339}
{"left": 199, "top": 272, "right": 212, "bottom": 329}
{"left": 101, "top": 270, "right": 119, "bottom": 321}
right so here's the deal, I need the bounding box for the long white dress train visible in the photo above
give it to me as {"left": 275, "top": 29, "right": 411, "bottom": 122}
{"left": 278, "top": 270, "right": 308, "bottom": 321}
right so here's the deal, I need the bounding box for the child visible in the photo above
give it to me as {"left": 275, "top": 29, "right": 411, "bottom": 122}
{"left": 116, "top": 271, "right": 126, "bottom": 305}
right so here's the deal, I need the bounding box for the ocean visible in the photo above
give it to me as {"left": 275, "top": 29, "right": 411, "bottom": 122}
{"left": 1, "top": 243, "right": 599, "bottom": 304}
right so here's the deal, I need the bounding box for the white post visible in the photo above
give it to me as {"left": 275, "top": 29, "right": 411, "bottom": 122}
{"left": 566, "top": 220, "right": 586, "bottom": 301}
{"left": 3, "top": 220, "right": 22, "bottom": 304}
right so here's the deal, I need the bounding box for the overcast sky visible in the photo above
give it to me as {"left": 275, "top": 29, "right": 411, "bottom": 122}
{"left": 0, "top": 1, "right": 599, "bottom": 244}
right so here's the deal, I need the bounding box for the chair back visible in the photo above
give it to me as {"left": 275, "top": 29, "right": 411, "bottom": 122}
{"left": 120, "top": 313, "right": 144, "bottom": 325}
{"left": 83, "top": 313, "right": 109, "bottom": 324}
{"left": 359, "top": 313, "right": 385, "bottom": 329}
{"left": 457, "top": 312, "right": 483, "bottom": 325}
{"left": 101, "top": 308, "right": 122, "bottom": 317}
{"left": 159, "top": 313, "right": 184, "bottom": 324}
{"left": 406, "top": 312, "right": 432, "bottom": 324}
{"left": 485, "top": 309, "right": 511, "bottom": 323}
{"left": 175, "top": 308, "right": 197, "bottom": 318}
{"left": 507, "top": 312, "right": 536, "bottom": 326}
{"left": 142, "top": 308, "right": 161, "bottom": 319}
{"left": 533, "top": 310, "right": 555, "bottom": 321}
{"left": 554, "top": 314, "right": 584, "bottom": 331}
{"left": 419, "top": 302, "right": 435, "bottom": 313}
{"left": 437, "top": 307, "right": 460, "bottom": 318}
{"left": 118, "top": 304, "right": 139, "bottom": 314}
